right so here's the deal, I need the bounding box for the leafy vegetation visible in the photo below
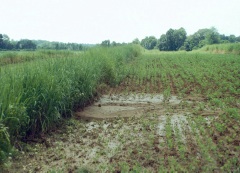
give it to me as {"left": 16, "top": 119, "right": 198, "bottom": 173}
{"left": 158, "top": 28, "right": 187, "bottom": 51}
{"left": 134, "top": 27, "right": 240, "bottom": 51}
{"left": 0, "top": 34, "right": 90, "bottom": 51}
{"left": 140, "top": 36, "right": 157, "bottom": 50}
{"left": 2, "top": 27, "right": 240, "bottom": 52}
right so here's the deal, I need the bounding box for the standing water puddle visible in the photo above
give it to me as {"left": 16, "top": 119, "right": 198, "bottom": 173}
{"left": 75, "top": 94, "right": 182, "bottom": 119}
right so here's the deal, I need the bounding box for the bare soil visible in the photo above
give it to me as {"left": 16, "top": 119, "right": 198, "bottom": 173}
{"left": 3, "top": 93, "right": 228, "bottom": 173}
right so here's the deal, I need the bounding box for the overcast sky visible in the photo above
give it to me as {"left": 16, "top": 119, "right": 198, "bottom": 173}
{"left": 1, "top": 0, "right": 240, "bottom": 44}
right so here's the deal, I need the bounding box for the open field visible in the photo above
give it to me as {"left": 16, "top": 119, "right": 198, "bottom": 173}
{"left": 1, "top": 46, "right": 240, "bottom": 172}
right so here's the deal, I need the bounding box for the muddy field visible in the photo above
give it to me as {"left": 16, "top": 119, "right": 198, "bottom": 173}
{"left": 5, "top": 91, "right": 233, "bottom": 173}
{"left": 3, "top": 52, "right": 240, "bottom": 172}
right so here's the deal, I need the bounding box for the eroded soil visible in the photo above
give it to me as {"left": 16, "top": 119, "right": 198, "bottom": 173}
{"left": 4, "top": 93, "right": 236, "bottom": 173}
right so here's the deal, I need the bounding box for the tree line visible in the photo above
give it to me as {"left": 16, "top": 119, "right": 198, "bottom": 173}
{"left": 2, "top": 28, "right": 240, "bottom": 51}
{"left": 135, "top": 27, "right": 240, "bottom": 51}
{"left": 0, "top": 34, "right": 36, "bottom": 50}
{"left": 0, "top": 34, "right": 89, "bottom": 51}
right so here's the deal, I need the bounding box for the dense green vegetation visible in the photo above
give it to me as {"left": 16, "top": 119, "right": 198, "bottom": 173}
{"left": 0, "top": 45, "right": 141, "bottom": 163}
{"left": 136, "top": 27, "right": 240, "bottom": 51}
{"left": 0, "top": 41, "right": 239, "bottom": 172}
{"left": 0, "top": 34, "right": 90, "bottom": 51}
{"left": 5, "top": 48, "right": 239, "bottom": 172}
{"left": 2, "top": 27, "right": 240, "bottom": 52}
{"left": 0, "top": 50, "right": 75, "bottom": 66}
{"left": 158, "top": 27, "right": 187, "bottom": 51}
{"left": 200, "top": 43, "right": 240, "bottom": 54}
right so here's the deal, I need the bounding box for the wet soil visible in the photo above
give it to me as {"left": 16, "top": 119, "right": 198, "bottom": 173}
{"left": 4, "top": 93, "right": 228, "bottom": 173}
{"left": 76, "top": 94, "right": 182, "bottom": 120}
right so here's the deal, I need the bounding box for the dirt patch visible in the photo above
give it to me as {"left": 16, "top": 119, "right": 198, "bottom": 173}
{"left": 76, "top": 105, "right": 143, "bottom": 120}
{"left": 4, "top": 93, "right": 224, "bottom": 173}
{"left": 76, "top": 94, "right": 182, "bottom": 120}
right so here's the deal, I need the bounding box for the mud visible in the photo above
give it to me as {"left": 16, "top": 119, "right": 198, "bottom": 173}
{"left": 76, "top": 94, "right": 182, "bottom": 120}
{"left": 5, "top": 93, "right": 220, "bottom": 173}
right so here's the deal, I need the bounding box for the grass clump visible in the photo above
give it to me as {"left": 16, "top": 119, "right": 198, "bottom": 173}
{"left": 0, "top": 44, "right": 141, "bottom": 164}
{"left": 201, "top": 43, "right": 240, "bottom": 54}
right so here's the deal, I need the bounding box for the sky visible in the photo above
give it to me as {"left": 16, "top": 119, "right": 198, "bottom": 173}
{"left": 1, "top": 0, "right": 240, "bottom": 44}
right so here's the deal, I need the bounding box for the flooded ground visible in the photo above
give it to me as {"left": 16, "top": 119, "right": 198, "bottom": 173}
{"left": 5, "top": 93, "right": 225, "bottom": 173}
{"left": 76, "top": 94, "right": 183, "bottom": 120}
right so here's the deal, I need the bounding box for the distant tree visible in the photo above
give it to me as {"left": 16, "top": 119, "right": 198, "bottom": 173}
{"left": 0, "top": 34, "right": 3, "bottom": 49}
{"left": 141, "top": 36, "right": 157, "bottom": 50}
{"left": 16, "top": 39, "right": 37, "bottom": 50}
{"left": 132, "top": 38, "right": 140, "bottom": 44}
{"left": 183, "top": 28, "right": 220, "bottom": 51}
{"left": 173, "top": 28, "right": 187, "bottom": 50}
{"left": 219, "top": 34, "right": 230, "bottom": 43}
{"left": 158, "top": 28, "right": 187, "bottom": 51}
{"left": 2, "top": 34, "right": 10, "bottom": 42}
{"left": 236, "top": 36, "right": 240, "bottom": 42}
{"left": 55, "top": 43, "right": 60, "bottom": 50}
{"left": 228, "top": 35, "right": 236, "bottom": 43}
{"left": 111, "top": 41, "right": 117, "bottom": 46}
{"left": 158, "top": 34, "right": 168, "bottom": 51}
{"left": 1, "top": 34, "right": 88, "bottom": 51}
{"left": 101, "top": 40, "right": 110, "bottom": 47}
{"left": 165, "top": 29, "right": 175, "bottom": 50}
{"left": 0, "top": 34, "right": 15, "bottom": 50}
{"left": 205, "top": 27, "right": 220, "bottom": 44}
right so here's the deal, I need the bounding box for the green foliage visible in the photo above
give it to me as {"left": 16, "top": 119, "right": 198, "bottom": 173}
{"left": 140, "top": 36, "right": 157, "bottom": 50}
{"left": 220, "top": 34, "right": 239, "bottom": 43}
{"left": 214, "top": 122, "right": 226, "bottom": 133}
{"left": 184, "top": 27, "right": 220, "bottom": 51}
{"left": 132, "top": 38, "right": 140, "bottom": 44}
{"left": 0, "top": 122, "right": 11, "bottom": 164}
{"left": 101, "top": 40, "right": 110, "bottom": 47}
{"left": 16, "top": 39, "right": 36, "bottom": 50}
{"left": 226, "top": 108, "right": 239, "bottom": 120}
{"left": 0, "top": 45, "right": 141, "bottom": 163}
{"left": 0, "top": 34, "right": 89, "bottom": 51}
{"left": 158, "top": 28, "right": 187, "bottom": 51}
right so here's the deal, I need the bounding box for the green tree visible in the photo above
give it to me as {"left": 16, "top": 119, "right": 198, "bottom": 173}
{"left": 236, "top": 36, "right": 240, "bottom": 42}
{"left": 0, "top": 34, "right": 14, "bottom": 50}
{"left": 165, "top": 29, "right": 175, "bottom": 50}
{"left": 101, "top": 40, "right": 110, "bottom": 47}
{"left": 184, "top": 28, "right": 220, "bottom": 51}
{"left": 158, "top": 28, "right": 187, "bottom": 51}
{"left": 0, "top": 34, "right": 3, "bottom": 49}
{"left": 205, "top": 27, "right": 220, "bottom": 44}
{"left": 173, "top": 28, "right": 187, "bottom": 50}
{"left": 132, "top": 38, "right": 140, "bottom": 44}
{"left": 228, "top": 35, "right": 236, "bottom": 43}
{"left": 141, "top": 36, "right": 157, "bottom": 50}
{"left": 158, "top": 34, "right": 168, "bottom": 51}
{"left": 111, "top": 41, "right": 117, "bottom": 46}
{"left": 16, "top": 39, "right": 36, "bottom": 50}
